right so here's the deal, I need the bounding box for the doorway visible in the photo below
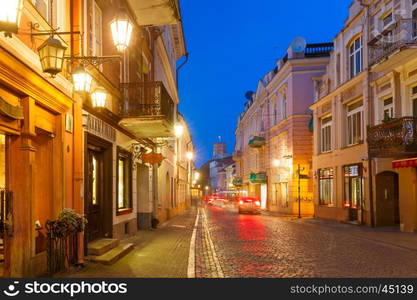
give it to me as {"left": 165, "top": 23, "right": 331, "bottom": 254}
{"left": 84, "top": 134, "right": 113, "bottom": 244}
{"left": 137, "top": 164, "right": 151, "bottom": 229}
{"left": 376, "top": 171, "right": 399, "bottom": 226}
{"left": 0, "top": 133, "right": 8, "bottom": 277}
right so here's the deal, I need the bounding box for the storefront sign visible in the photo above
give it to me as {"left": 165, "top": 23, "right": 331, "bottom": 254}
{"left": 392, "top": 158, "right": 417, "bottom": 169}
{"left": 84, "top": 113, "right": 116, "bottom": 142}
{"left": 141, "top": 152, "right": 165, "bottom": 165}
{"left": 250, "top": 172, "right": 267, "bottom": 184}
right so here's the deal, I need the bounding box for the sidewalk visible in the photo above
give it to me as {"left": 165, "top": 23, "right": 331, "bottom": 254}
{"left": 60, "top": 207, "right": 197, "bottom": 278}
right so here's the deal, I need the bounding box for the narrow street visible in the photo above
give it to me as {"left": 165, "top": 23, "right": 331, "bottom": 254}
{"left": 65, "top": 204, "right": 417, "bottom": 278}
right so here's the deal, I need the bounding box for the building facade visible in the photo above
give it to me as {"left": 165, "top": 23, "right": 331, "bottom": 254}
{"left": 311, "top": 1, "right": 371, "bottom": 225}
{"left": 0, "top": 0, "right": 193, "bottom": 277}
{"left": 234, "top": 40, "right": 332, "bottom": 214}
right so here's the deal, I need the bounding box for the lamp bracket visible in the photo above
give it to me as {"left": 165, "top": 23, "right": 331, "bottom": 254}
{"left": 65, "top": 55, "right": 121, "bottom": 67}
{"left": 30, "top": 22, "right": 81, "bottom": 37}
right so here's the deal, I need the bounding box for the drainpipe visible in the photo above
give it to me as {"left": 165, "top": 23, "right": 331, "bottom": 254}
{"left": 360, "top": 0, "right": 375, "bottom": 227}
{"left": 176, "top": 53, "right": 189, "bottom": 90}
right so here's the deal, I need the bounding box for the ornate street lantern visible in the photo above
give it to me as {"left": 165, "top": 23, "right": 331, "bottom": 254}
{"left": 91, "top": 87, "right": 107, "bottom": 108}
{"left": 0, "top": 0, "right": 23, "bottom": 35}
{"left": 72, "top": 66, "right": 92, "bottom": 93}
{"left": 110, "top": 10, "right": 133, "bottom": 52}
{"left": 174, "top": 124, "right": 184, "bottom": 138}
{"left": 37, "top": 36, "right": 67, "bottom": 77}
{"left": 186, "top": 152, "right": 194, "bottom": 160}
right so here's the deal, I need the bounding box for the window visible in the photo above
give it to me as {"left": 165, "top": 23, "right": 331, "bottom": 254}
{"left": 282, "top": 94, "right": 287, "bottom": 119}
{"left": 343, "top": 164, "right": 363, "bottom": 209}
{"left": 321, "top": 116, "right": 332, "bottom": 153}
{"left": 349, "top": 37, "right": 363, "bottom": 78}
{"left": 33, "top": 0, "right": 62, "bottom": 26}
{"left": 413, "top": 9, "right": 417, "bottom": 39}
{"left": 382, "top": 97, "right": 394, "bottom": 120}
{"left": 92, "top": 2, "right": 103, "bottom": 57}
{"left": 319, "top": 168, "right": 334, "bottom": 206}
{"left": 33, "top": 0, "right": 50, "bottom": 21}
{"left": 273, "top": 102, "right": 278, "bottom": 125}
{"left": 347, "top": 100, "right": 363, "bottom": 146}
{"left": 382, "top": 13, "right": 393, "bottom": 28}
{"left": 117, "top": 148, "right": 132, "bottom": 214}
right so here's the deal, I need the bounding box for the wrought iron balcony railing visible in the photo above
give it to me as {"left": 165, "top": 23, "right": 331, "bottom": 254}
{"left": 120, "top": 81, "right": 175, "bottom": 124}
{"left": 369, "top": 18, "right": 417, "bottom": 66}
{"left": 367, "top": 117, "right": 417, "bottom": 157}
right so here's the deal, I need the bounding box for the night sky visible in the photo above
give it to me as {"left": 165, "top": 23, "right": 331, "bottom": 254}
{"left": 178, "top": 0, "right": 353, "bottom": 167}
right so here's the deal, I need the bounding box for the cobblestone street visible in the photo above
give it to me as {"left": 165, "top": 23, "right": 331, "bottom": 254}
{"left": 63, "top": 204, "right": 417, "bottom": 278}
{"left": 196, "top": 205, "right": 417, "bottom": 278}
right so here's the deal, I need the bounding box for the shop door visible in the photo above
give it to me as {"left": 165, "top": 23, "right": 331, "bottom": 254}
{"left": 376, "top": 171, "right": 399, "bottom": 226}
{"left": 85, "top": 148, "right": 104, "bottom": 242}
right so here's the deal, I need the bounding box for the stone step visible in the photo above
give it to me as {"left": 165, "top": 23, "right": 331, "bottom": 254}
{"left": 88, "top": 238, "right": 119, "bottom": 256}
{"left": 89, "top": 243, "right": 134, "bottom": 265}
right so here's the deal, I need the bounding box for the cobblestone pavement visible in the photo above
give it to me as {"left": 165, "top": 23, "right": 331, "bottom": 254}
{"left": 61, "top": 207, "right": 197, "bottom": 278}
{"left": 196, "top": 204, "right": 417, "bottom": 278}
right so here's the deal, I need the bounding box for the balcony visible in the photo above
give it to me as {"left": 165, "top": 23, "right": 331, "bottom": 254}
{"left": 119, "top": 82, "right": 175, "bottom": 138}
{"left": 367, "top": 117, "right": 417, "bottom": 157}
{"left": 248, "top": 136, "right": 266, "bottom": 148}
{"left": 127, "top": 0, "right": 180, "bottom": 26}
{"left": 369, "top": 19, "right": 417, "bottom": 72}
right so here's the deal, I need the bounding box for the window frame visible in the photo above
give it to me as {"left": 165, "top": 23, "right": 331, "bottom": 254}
{"left": 318, "top": 168, "right": 334, "bottom": 206}
{"left": 346, "top": 100, "right": 363, "bottom": 146}
{"left": 92, "top": 1, "right": 103, "bottom": 58}
{"left": 349, "top": 36, "right": 363, "bottom": 79}
{"left": 320, "top": 115, "right": 332, "bottom": 153}
{"left": 116, "top": 147, "right": 133, "bottom": 215}
{"left": 343, "top": 164, "right": 364, "bottom": 209}
{"left": 381, "top": 97, "right": 394, "bottom": 121}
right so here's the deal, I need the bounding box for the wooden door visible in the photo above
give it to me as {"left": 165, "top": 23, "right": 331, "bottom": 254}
{"left": 85, "top": 148, "right": 104, "bottom": 242}
{"left": 376, "top": 171, "right": 399, "bottom": 226}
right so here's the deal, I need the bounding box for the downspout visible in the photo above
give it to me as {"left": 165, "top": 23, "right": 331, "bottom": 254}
{"left": 360, "top": 0, "right": 375, "bottom": 227}
{"left": 176, "top": 53, "right": 189, "bottom": 90}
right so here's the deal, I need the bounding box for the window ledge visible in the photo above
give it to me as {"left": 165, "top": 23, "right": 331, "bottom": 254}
{"left": 342, "top": 140, "right": 364, "bottom": 150}
{"left": 116, "top": 208, "right": 133, "bottom": 216}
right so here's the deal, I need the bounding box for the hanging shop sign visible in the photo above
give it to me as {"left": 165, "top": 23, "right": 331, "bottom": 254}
{"left": 142, "top": 152, "right": 165, "bottom": 165}
{"left": 250, "top": 172, "right": 267, "bottom": 184}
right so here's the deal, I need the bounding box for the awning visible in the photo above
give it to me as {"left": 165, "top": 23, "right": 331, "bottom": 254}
{"left": 392, "top": 158, "right": 417, "bottom": 169}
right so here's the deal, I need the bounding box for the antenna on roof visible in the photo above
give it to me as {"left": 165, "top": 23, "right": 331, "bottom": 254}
{"left": 218, "top": 136, "right": 222, "bottom": 142}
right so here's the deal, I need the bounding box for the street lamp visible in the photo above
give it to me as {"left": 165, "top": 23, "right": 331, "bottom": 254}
{"left": 91, "top": 87, "right": 107, "bottom": 108}
{"left": 273, "top": 159, "right": 281, "bottom": 167}
{"left": 72, "top": 66, "right": 92, "bottom": 93}
{"left": 37, "top": 36, "right": 67, "bottom": 77}
{"left": 174, "top": 124, "right": 184, "bottom": 138}
{"left": 186, "top": 151, "right": 194, "bottom": 161}
{"left": 0, "top": 0, "right": 23, "bottom": 36}
{"left": 194, "top": 172, "right": 200, "bottom": 181}
{"left": 110, "top": 9, "right": 133, "bottom": 52}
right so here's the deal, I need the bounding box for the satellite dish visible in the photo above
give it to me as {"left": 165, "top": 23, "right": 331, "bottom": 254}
{"left": 245, "top": 91, "right": 254, "bottom": 100}
{"left": 291, "top": 37, "right": 307, "bottom": 53}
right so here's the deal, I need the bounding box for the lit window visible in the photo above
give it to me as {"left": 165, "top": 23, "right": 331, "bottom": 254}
{"left": 92, "top": 1, "right": 103, "bottom": 58}
{"left": 117, "top": 148, "right": 132, "bottom": 213}
{"left": 319, "top": 168, "right": 334, "bottom": 206}
{"left": 343, "top": 165, "right": 363, "bottom": 209}
{"left": 349, "top": 37, "right": 363, "bottom": 78}
{"left": 347, "top": 100, "right": 363, "bottom": 146}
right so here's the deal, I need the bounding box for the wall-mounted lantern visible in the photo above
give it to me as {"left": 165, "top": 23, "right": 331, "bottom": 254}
{"left": 37, "top": 37, "right": 67, "bottom": 77}
{"left": 91, "top": 87, "right": 107, "bottom": 108}
{"left": 0, "top": 0, "right": 23, "bottom": 36}
{"left": 72, "top": 66, "right": 92, "bottom": 93}
{"left": 110, "top": 10, "right": 133, "bottom": 52}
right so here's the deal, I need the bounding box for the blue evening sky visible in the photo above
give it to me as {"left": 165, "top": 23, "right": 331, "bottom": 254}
{"left": 178, "top": 0, "right": 353, "bottom": 167}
